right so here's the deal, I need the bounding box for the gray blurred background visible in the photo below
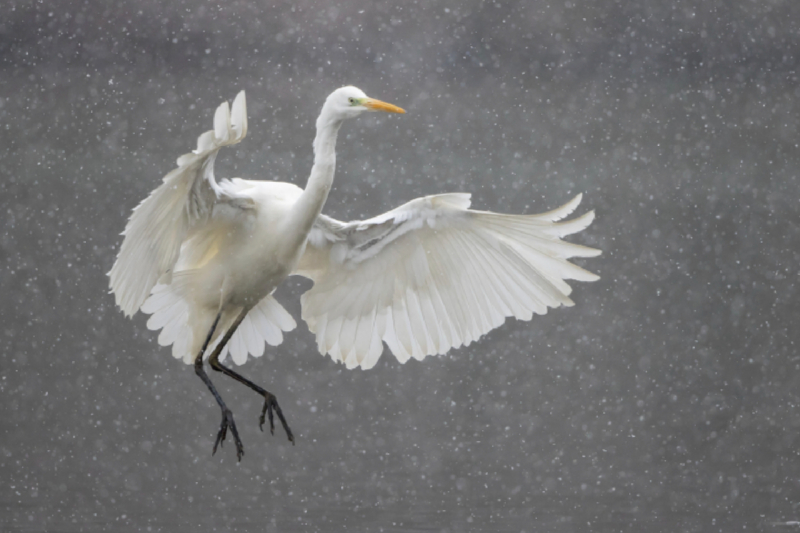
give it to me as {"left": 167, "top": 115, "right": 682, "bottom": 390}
{"left": 2, "top": 0, "right": 799, "bottom": 531}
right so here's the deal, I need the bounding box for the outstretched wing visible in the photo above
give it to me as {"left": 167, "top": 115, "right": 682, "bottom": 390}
{"left": 294, "top": 193, "right": 601, "bottom": 370}
{"left": 108, "top": 91, "right": 249, "bottom": 316}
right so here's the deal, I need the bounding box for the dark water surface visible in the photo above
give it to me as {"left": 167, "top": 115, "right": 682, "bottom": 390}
{"left": 3, "top": 1, "right": 800, "bottom": 531}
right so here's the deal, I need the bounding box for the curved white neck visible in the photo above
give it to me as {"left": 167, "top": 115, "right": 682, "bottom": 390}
{"left": 286, "top": 107, "right": 343, "bottom": 240}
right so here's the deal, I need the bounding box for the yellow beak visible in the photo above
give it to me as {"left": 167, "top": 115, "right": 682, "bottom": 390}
{"left": 363, "top": 97, "right": 406, "bottom": 114}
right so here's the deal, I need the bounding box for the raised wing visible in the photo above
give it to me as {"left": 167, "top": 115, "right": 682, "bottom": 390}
{"left": 295, "top": 193, "right": 601, "bottom": 370}
{"left": 108, "top": 91, "right": 249, "bottom": 316}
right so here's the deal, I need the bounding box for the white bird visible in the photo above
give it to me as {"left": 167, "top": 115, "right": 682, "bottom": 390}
{"left": 109, "top": 87, "right": 601, "bottom": 461}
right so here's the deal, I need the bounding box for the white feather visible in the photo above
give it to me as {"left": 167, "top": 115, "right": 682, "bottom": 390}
{"left": 296, "top": 194, "right": 601, "bottom": 369}
{"left": 108, "top": 91, "right": 248, "bottom": 317}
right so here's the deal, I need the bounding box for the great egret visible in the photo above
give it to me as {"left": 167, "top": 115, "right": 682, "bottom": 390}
{"left": 109, "top": 86, "right": 601, "bottom": 461}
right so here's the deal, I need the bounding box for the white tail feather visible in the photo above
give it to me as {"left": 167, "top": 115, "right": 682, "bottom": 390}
{"left": 142, "top": 280, "right": 296, "bottom": 365}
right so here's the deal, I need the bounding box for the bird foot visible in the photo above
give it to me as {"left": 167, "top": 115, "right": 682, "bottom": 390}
{"left": 259, "top": 393, "right": 295, "bottom": 445}
{"left": 213, "top": 407, "right": 244, "bottom": 461}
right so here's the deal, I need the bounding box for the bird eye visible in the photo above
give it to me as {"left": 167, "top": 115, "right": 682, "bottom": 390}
{"left": 348, "top": 97, "right": 356, "bottom": 105}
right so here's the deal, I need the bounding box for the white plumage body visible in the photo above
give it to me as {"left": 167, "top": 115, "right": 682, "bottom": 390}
{"left": 110, "top": 88, "right": 600, "bottom": 371}
{"left": 141, "top": 179, "right": 305, "bottom": 366}
{"left": 181, "top": 179, "right": 305, "bottom": 310}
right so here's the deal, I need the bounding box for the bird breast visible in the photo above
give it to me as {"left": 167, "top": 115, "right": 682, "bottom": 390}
{"left": 206, "top": 180, "right": 307, "bottom": 309}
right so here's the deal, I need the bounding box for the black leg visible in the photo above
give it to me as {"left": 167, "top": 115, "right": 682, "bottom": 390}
{"left": 209, "top": 309, "right": 295, "bottom": 445}
{"left": 194, "top": 311, "right": 244, "bottom": 461}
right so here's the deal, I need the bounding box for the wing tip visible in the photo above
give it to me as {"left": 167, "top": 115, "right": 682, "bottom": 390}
{"left": 231, "top": 90, "right": 248, "bottom": 140}
{"left": 527, "top": 193, "right": 584, "bottom": 222}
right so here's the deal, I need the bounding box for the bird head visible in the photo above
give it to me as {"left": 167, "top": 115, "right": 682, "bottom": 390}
{"left": 323, "top": 86, "right": 406, "bottom": 121}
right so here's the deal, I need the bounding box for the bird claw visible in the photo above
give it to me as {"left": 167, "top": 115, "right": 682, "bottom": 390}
{"left": 213, "top": 408, "right": 244, "bottom": 461}
{"left": 259, "top": 393, "right": 295, "bottom": 445}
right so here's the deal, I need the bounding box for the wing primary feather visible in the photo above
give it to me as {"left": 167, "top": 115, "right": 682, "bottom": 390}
{"left": 435, "top": 232, "right": 476, "bottom": 345}
{"left": 436, "top": 233, "right": 472, "bottom": 344}
{"left": 472, "top": 230, "right": 549, "bottom": 315}
{"left": 352, "top": 307, "right": 378, "bottom": 367}
{"left": 421, "top": 244, "right": 458, "bottom": 352}
{"left": 466, "top": 233, "right": 533, "bottom": 320}
{"left": 404, "top": 287, "right": 433, "bottom": 359}
{"left": 390, "top": 261, "right": 420, "bottom": 360}
{"left": 459, "top": 232, "right": 506, "bottom": 332}
{"left": 416, "top": 281, "right": 446, "bottom": 354}
{"left": 456, "top": 233, "right": 510, "bottom": 329}
{"left": 383, "top": 307, "right": 411, "bottom": 364}
{"left": 497, "top": 237, "right": 575, "bottom": 310}
{"left": 427, "top": 284, "right": 455, "bottom": 353}
{"left": 525, "top": 193, "right": 582, "bottom": 221}
{"left": 447, "top": 231, "right": 493, "bottom": 341}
